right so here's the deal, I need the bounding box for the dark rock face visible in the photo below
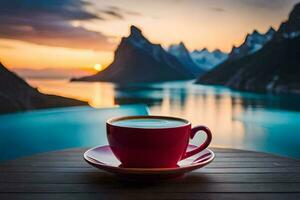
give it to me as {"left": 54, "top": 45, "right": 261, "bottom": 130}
{"left": 196, "top": 3, "right": 300, "bottom": 95}
{"left": 276, "top": 3, "right": 300, "bottom": 40}
{"left": 72, "top": 26, "right": 195, "bottom": 83}
{"left": 0, "top": 63, "right": 87, "bottom": 114}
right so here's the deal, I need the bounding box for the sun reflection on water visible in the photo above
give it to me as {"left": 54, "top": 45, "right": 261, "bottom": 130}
{"left": 26, "top": 79, "right": 300, "bottom": 158}
{"left": 28, "top": 79, "right": 245, "bottom": 147}
{"left": 150, "top": 86, "right": 245, "bottom": 148}
{"left": 91, "top": 82, "right": 115, "bottom": 107}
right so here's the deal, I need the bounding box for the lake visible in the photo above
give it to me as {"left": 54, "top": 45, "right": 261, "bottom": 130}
{"left": 27, "top": 78, "right": 300, "bottom": 159}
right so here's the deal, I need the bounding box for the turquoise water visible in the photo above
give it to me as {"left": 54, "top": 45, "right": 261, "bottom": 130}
{"left": 1, "top": 79, "right": 300, "bottom": 161}
{"left": 0, "top": 105, "right": 149, "bottom": 161}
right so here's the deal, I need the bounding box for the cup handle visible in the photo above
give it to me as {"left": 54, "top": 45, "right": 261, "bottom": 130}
{"left": 181, "top": 126, "right": 212, "bottom": 160}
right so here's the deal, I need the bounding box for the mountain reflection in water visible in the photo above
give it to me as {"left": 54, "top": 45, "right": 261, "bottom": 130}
{"left": 28, "top": 79, "right": 300, "bottom": 158}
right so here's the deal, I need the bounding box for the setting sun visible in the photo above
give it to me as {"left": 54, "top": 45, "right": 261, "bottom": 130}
{"left": 94, "top": 64, "right": 103, "bottom": 71}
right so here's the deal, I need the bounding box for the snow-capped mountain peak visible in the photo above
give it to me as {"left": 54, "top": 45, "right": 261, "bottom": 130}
{"left": 130, "top": 25, "right": 143, "bottom": 37}
{"left": 190, "top": 48, "right": 228, "bottom": 71}
{"left": 125, "top": 25, "right": 165, "bottom": 62}
{"left": 229, "top": 27, "right": 275, "bottom": 59}
{"left": 266, "top": 27, "right": 276, "bottom": 40}
{"left": 168, "top": 42, "right": 204, "bottom": 76}
{"left": 168, "top": 42, "right": 189, "bottom": 57}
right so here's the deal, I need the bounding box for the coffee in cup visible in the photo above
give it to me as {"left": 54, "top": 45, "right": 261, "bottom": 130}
{"left": 107, "top": 116, "right": 212, "bottom": 168}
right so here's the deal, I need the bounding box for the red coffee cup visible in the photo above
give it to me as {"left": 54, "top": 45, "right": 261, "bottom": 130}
{"left": 107, "top": 116, "right": 212, "bottom": 168}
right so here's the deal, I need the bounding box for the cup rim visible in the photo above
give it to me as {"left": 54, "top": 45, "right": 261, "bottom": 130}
{"left": 107, "top": 115, "right": 191, "bottom": 129}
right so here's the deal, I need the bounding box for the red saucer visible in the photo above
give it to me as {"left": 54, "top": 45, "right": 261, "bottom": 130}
{"left": 84, "top": 145, "right": 214, "bottom": 180}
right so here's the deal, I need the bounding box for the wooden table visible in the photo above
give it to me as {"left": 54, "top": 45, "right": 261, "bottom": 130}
{"left": 1, "top": 148, "right": 300, "bottom": 200}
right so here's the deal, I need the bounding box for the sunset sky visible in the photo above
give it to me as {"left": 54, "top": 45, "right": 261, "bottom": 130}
{"left": 0, "top": 0, "right": 299, "bottom": 71}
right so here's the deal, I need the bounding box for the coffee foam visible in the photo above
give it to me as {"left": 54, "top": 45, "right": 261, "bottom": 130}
{"left": 112, "top": 118, "right": 186, "bottom": 128}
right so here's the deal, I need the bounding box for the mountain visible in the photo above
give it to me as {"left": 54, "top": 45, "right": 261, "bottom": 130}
{"left": 229, "top": 27, "right": 275, "bottom": 59}
{"left": 189, "top": 27, "right": 274, "bottom": 71}
{"left": 190, "top": 48, "right": 228, "bottom": 71}
{"left": 276, "top": 3, "right": 300, "bottom": 40}
{"left": 168, "top": 42, "right": 204, "bottom": 76}
{"left": 0, "top": 63, "right": 86, "bottom": 114}
{"left": 196, "top": 3, "right": 300, "bottom": 95}
{"left": 72, "top": 26, "right": 195, "bottom": 83}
